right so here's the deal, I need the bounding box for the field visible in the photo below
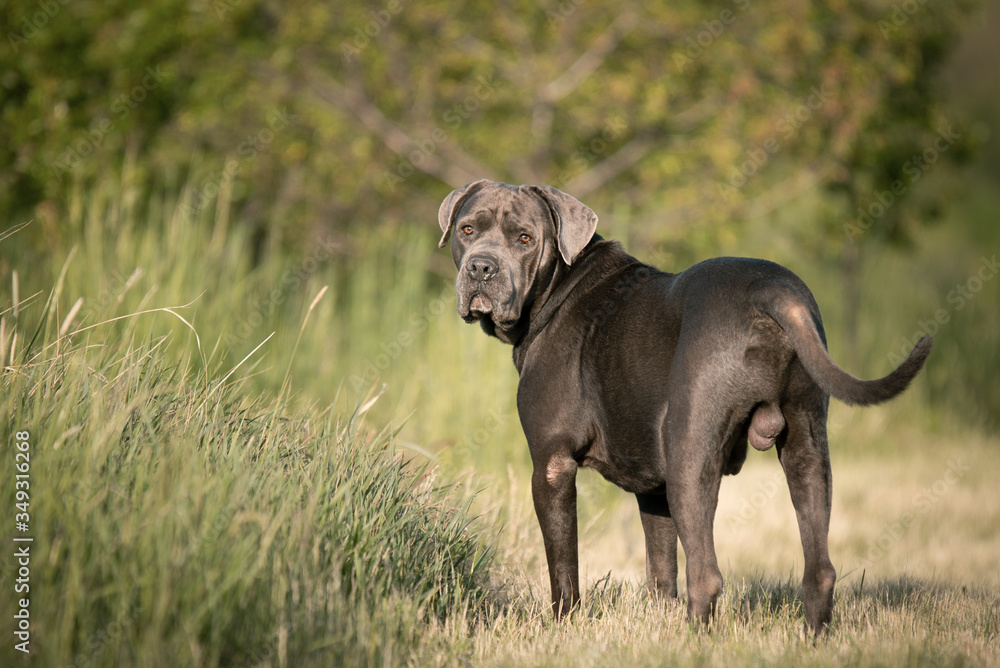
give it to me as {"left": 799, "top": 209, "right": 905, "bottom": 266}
{"left": 2, "top": 174, "right": 999, "bottom": 666}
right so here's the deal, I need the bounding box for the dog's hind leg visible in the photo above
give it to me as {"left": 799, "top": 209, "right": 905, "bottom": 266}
{"left": 636, "top": 492, "right": 679, "bottom": 599}
{"left": 777, "top": 393, "right": 837, "bottom": 636}
{"left": 662, "top": 417, "right": 727, "bottom": 627}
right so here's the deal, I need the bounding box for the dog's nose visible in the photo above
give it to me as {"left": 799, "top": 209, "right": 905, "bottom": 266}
{"left": 465, "top": 256, "right": 498, "bottom": 282}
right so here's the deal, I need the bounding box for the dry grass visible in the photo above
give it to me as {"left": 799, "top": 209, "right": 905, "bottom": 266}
{"left": 457, "top": 406, "right": 1000, "bottom": 666}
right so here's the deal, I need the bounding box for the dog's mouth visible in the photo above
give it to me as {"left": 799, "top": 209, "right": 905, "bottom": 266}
{"left": 460, "top": 292, "right": 519, "bottom": 330}
{"left": 470, "top": 294, "right": 493, "bottom": 315}
{"left": 460, "top": 292, "right": 490, "bottom": 323}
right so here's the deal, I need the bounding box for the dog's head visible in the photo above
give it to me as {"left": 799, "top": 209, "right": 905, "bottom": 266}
{"left": 438, "top": 180, "right": 598, "bottom": 343}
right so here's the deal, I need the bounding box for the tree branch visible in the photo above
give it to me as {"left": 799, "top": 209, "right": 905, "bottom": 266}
{"left": 563, "top": 135, "right": 657, "bottom": 196}
{"left": 530, "top": 11, "right": 638, "bottom": 180}
{"left": 540, "top": 11, "right": 638, "bottom": 104}
{"left": 670, "top": 94, "right": 725, "bottom": 134}
{"left": 743, "top": 161, "right": 837, "bottom": 219}
{"left": 455, "top": 36, "right": 529, "bottom": 86}
{"left": 562, "top": 94, "right": 724, "bottom": 197}
{"left": 307, "top": 68, "right": 496, "bottom": 188}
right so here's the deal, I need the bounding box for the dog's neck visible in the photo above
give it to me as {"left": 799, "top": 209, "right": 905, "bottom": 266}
{"left": 511, "top": 235, "right": 639, "bottom": 372}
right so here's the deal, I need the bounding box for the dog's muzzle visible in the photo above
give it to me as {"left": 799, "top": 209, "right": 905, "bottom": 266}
{"left": 462, "top": 255, "right": 500, "bottom": 317}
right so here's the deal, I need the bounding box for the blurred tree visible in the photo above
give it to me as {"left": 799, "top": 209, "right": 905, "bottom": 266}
{"left": 0, "top": 0, "right": 983, "bottom": 281}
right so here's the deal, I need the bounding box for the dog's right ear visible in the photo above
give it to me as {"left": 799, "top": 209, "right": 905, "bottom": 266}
{"left": 438, "top": 179, "right": 492, "bottom": 248}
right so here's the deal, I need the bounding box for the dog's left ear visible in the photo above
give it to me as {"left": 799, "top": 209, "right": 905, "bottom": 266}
{"left": 438, "top": 179, "right": 492, "bottom": 248}
{"left": 528, "top": 185, "right": 598, "bottom": 265}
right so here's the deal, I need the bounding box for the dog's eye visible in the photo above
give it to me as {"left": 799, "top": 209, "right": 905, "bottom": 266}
{"left": 461, "top": 225, "right": 474, "bottom": 236}
{"left": 518, "top": 233, "right": 532, "bottom": 244}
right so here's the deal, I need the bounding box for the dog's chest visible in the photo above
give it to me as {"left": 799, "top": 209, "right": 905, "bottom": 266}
{"left": 577, "top": 438, "right": 668, "bottom": 494}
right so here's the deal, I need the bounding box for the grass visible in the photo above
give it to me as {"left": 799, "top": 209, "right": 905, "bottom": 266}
{"left": 469, "top": 576, "right": 999, "bottom": 667}
{"left": 0, "top": 199, "right": 495, "bottom": 665}
{"left": 1, "top": 170, "right": 998, "bottom": 666}
{"left": 464, "top": 433, "right": 1000, "bottom": 667}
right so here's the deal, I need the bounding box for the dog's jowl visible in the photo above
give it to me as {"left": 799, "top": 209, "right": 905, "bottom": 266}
{"left": 437, "top": 179, "right": 931, "bottom": 635}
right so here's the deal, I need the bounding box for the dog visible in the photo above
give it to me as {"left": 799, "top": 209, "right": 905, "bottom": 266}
{"left": 437, "top": 179, "right": 931, "bottom": 635}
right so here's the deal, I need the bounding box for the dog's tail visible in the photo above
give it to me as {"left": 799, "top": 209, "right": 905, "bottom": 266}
{"left": 765, "top": 292, "right": 932, "bottom": 407}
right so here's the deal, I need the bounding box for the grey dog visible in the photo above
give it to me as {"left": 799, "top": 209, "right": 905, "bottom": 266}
{"left": 437, "top": 179, "right": 931, "bottom": 635}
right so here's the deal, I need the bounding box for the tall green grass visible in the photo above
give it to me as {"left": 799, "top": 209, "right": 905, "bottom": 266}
{"left": 0, "top": 180, "right": 496, "bottom": 666}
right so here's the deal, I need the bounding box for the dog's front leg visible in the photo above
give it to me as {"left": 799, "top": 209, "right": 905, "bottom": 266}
{"left": 531, "top": 453, "right": 580, "bottom": 618}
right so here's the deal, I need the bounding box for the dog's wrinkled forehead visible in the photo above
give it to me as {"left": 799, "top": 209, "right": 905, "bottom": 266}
{"left": 455, "top": 183, "right": 551, "bottom": 228}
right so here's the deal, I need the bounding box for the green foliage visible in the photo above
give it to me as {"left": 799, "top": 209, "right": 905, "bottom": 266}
{"left": 1, "top": 0, "right": 987, "bottom": 254}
